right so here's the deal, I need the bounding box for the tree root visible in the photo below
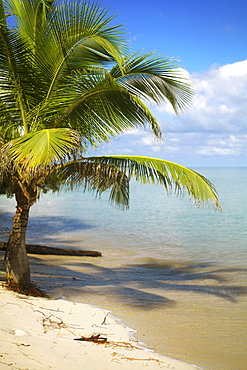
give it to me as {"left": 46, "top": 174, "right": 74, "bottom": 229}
{"left": 2, "top": 281, "right": 49, "bottom": 298}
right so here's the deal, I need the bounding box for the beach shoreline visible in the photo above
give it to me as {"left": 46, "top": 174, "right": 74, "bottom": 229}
{"left": 0, "top": 284, "right": 201, "bottom": 370}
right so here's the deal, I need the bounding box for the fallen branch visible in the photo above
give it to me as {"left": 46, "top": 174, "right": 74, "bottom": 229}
{"left": 119, "top": 355, "right": 164, "bottom": 364}
{"left": 74, "top": 335, "right": 141, "bottom": 350}
{"left": 42, "top": 315, "right": 68, "bottom": 334}
{"left": 74, "top": 334, "right": 107, "bottom": 343}
{"left": 106, "top": 341, "right": 141, "bottom": 350}
{"left": 0, "top": 242, "right": 102, "bottom": 257}
{"left": 101, "top": 312, "right": 110, "bottom": 325}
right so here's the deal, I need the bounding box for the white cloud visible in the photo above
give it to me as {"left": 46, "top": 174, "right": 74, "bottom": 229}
{"left": 198, "top": 147, "right": 239, "bottom": 156}
{"left": 219, "top": 60, "right": 247, "bottom": 78}
{"left": 156, "top": 60, "right": 247, "bottom": 133}
{"left": 92, "top": 60, "right": 247, "bottom": 166}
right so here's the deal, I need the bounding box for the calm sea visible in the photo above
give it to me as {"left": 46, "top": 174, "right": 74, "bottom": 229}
{"left": 1, "top": 167, "right": 247, "bottom": 369}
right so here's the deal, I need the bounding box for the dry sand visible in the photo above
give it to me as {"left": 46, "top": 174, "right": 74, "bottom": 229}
{"left": 0, "top": 285, "right": 201, "bottom": 370}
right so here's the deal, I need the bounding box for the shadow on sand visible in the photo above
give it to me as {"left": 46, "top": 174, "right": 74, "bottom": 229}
{"left": 1, "top": 253, "right": 244, "bottom": 310}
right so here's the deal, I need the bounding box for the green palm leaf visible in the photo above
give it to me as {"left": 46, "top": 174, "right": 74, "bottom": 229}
{"left": 111, "top": 52, "right": 193, "bottom": 113}
{"left": 57, "top": 160, "right": 129, "bottom": 209}
{"left": 28, "top": 0, "right": 126, "bottom": 100}
{"left": 85, "top": 155, "right": 221, "bottom": 210}
{"left": 6, "top": 128, "right": 81, "bottom": 168}
{"left": 32, "top": 69, "right": 162, "bottom": 144}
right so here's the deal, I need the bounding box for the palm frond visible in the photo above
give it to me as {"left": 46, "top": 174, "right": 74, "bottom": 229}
{"left": 0, "top": 0, "right": 48, "bottom": 132}
{"left": 85, "top": 155, "right": 221, "bottom": 210}
{"left": 55, "top": 159, "right": 129, "bottom": 209}
{"left": 30, "top": 0, "right": 126, "bottom": 99}
{"left": 5, "top": 0, "right": 54, "bottom": 51}
{"left": 111, "top": 52, "right": 194, "bottom": 114}
{"left": 31, "top": 69, "right": 162, "bottom": 144}
{"left": 5, "top": 128, "right": 81, "bottom": 169}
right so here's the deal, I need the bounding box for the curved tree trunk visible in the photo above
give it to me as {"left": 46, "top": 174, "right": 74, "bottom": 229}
{"left": 4, "top": 181, "right": 37, "bottom": 288}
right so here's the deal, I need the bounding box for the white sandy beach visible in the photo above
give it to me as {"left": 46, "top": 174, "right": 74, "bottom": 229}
{"left": 0, "top": 285, "right": 201, "bottom": 370}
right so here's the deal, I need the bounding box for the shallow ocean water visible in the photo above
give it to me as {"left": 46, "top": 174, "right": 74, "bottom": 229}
{"left": 1, "top": 167, "right": 247, "bottom": 369}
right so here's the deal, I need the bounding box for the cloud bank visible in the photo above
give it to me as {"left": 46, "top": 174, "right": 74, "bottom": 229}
{"left": 93, "top": 60, "right": 247, "bottom": 167}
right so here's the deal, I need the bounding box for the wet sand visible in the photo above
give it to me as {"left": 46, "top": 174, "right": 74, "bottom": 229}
{"left": 1, "top": 251, "right": 246, "bottom": 369}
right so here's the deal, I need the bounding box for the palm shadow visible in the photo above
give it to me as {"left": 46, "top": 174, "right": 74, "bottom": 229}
{"left": 23, "top": 255, "right": 247, "bottom": 310}
{"left": 0, "top": 212, "right": 96, "bottom": 245}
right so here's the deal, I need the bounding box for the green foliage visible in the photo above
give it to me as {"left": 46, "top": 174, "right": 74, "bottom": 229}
{"left": 86, "top": 156, "right": 221, "bottom": 210}
{"left": 0, "top": 0, "right": 220, "bottom": 211}
{"left": 7, "top": 128, "right": 81, "bottom": 168}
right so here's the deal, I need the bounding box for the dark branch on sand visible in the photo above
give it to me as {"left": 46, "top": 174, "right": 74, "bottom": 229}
{"left": 0, "top": 242, "right": 101, "bottom": 257}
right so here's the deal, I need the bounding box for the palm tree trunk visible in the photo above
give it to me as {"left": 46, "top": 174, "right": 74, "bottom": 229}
{"left": 4, "top": 182, "right": 36, "bottom": 288}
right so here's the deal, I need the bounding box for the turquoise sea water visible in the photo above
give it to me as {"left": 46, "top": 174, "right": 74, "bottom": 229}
{"left": 1, "top": 167, "right": 247, "bottom": 369}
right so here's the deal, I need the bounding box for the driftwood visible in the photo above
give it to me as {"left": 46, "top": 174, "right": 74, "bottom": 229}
{"left": 0, "top": 242, "right": 102, "bottom": 257}
{"left": 74, "top": 334, "right": 107, "bottom": 343}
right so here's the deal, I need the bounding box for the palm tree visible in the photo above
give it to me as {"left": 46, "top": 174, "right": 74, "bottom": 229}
{"left": 0, "top": 0, "right": 220, "bottom": 292}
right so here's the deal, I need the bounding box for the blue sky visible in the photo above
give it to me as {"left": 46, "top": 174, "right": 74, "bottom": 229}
{"left": 95, "top": 0, "right": 247, "bottom": 167}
